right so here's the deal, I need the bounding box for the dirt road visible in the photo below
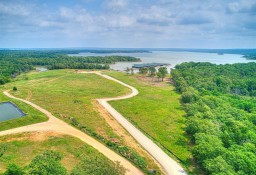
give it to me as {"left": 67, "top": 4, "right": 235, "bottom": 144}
{"left": 0, "top": 91, "right": 143, "bottom": 175}
{"left": 94, "top": 72, "right": 187, "bottom": 175}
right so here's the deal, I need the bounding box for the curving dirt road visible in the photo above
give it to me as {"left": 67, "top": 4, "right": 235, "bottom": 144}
{"left": 1, "top": 71, "right": 187, "bottom": 175}
{"left": 0, "top": 91, "right": 143, "bottom": 175}
{"left": 94, "top": 72, "right": 187, "bottom": 175}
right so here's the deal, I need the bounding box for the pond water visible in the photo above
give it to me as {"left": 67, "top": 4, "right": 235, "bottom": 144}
{"left": 0, "top": 102, "right": 26, "bottom": 122}
{"left": 69, "top": 51, "right": 255, "bottom": 71}
{"left": 36, "top": 67, "right": 48, "bottom": 72}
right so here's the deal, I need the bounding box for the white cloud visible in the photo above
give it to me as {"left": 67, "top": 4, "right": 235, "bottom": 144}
{"left": 103, "top": 0, "right": 128, "bottom": 10}
{"left": 0, "top": 3, "right": 31, "bottom": 16}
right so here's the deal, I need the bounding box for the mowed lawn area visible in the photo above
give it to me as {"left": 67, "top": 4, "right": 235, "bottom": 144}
{"left": 0, "top": 132, "right": 120, "bottom": 173}
{"left": 106, "top": 72, "right": 192, "bottom": 167}
{"left": 7, "top": 70, "right": 130, "bottom": 138}
{"left": 0, "top": 90, "right": 48, "bottom": 132}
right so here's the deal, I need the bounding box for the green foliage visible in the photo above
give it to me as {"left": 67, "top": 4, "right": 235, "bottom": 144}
{"left": 173, "top": 62, "right": 256, "bottom": 174}
{"left": 148, "top": 67, "right": 156, "bottom": 77}
{"left": 0, "top": 50, "right": 140, "bottom": 85}
{"left": 25, "top": 150, "right": 67, "bottom": 175}
{"left": 0, "top": 144, "right": 7, "bottom": 157}
{"left": 4, "top": 164, "right": 24, "bottom": 175}
{"left": 12, "top": 87, "right": 17, "bottom": 91}
{"left": 203, "top": 156, "right": 235, "bottom": 175}
{"left": 71, "top": 156, "right": 126, "bottom": 175}
{"left": 139, "top": 67, "right": 148, "bottom": 75}
{"left": 157, "top": 67, "right": 168, "bottom": 81}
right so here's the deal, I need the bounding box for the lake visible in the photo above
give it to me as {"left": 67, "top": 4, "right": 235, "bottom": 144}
{"left": 0, "top": 102, "right": 26, "bottom": 122}
{"left": 69, "top": 51, "right": 255, "bottom": 71}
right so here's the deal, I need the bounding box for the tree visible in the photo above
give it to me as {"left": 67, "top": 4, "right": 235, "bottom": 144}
{"left": 125, "top": 67, "right": 130, "bottom": 75}
{"left": 158, "top": 67, "right": 168, "bottom": 81}
{"left": 139, "top": 67, "right": 148, "bottom": 75}
{"left": 192, "top": 133, "right": 225, "bottom": 162}
{"left": 71, "top": 156, "right": 126, "bottom": 175}
{"left": 25, "top": 151, "right": 67, "bottom": 175}
{"left": 203, "top": 156, "right": 235, "bottom": 175}
{"left": 4, "top": 164, "right": 24, "bottom": 175}
{"left": 131, "top": 68, "right": 134, "bottom": 75}
{"left": 13, "top": 86, "right": 17, "bottom": 91}
{"left": 149, "top": 67, "right": 156, "bottom": 81}
{"left": 156, "top": 72, "right": 162, "bottom": 81}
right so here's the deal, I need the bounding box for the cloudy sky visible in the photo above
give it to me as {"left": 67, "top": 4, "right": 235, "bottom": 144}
{"left": 0, "top": 0, "right": 256, "bottom": 48}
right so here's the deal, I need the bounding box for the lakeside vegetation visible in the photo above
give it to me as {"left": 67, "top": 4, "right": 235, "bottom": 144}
{"left": 0, "top": 133, "right": 125, "bottom": 175}
{"left": 172, "top": 62, "right": 256, "bottom": 175}
{"left": 0, "top": 50, "right": 140, "bottom": 85}
{"left": 5, "top": 70, "right": 160, "bottom": 174}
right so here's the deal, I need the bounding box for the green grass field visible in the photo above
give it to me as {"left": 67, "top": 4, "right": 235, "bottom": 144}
{"left": 0, "top": 132, "right": 120, "bottom": 173}
{"left": 106, "top": 72, "right": 192, "bottom": 168}
{"left": 0, "top": 90, "right": 48, "bottom": 132}
{"left": 6, "top": 70, "right": 129, "bottom": 137}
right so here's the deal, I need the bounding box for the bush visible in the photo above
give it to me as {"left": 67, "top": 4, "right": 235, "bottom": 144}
{"left": 71, "top": 156, "right": 126, "bottom": 175}
{"left": 25, "top": 151, "right": 67, "bottom": 175}
{"left": 4, "top": 164, "right": 24, "bottom": 175}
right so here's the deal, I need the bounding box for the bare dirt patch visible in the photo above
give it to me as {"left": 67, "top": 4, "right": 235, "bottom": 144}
{"left": 1, "top": 132, "right": 63, "bottom": 143}
{"left": 136, "top": 76, "right": 171, "bottom": 87}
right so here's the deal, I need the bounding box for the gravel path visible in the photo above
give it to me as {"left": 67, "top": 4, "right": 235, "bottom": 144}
{"left": 0, "top": 90, "right": 143, "bottom": 175}
{"left": 94, "top": 72, "right": 187, "bottom": 175}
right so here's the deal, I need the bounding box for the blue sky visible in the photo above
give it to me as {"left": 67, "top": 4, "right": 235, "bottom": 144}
{"left": 0, "top": 0, "right": 256, "bottom": 48}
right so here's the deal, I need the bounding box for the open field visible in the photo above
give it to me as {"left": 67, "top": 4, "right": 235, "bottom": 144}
{"left": 0, "top": 132, "right": 123, "bottom": 173}
{"left": 105, "top": 72, "right": 192, "bottom": 169}
{"left": 7, "top": 70, "right": 129, "bottom": 138}
{"left": 4, "top": 70, "right": 161, "bottom": 174}
{"left": 0, "top": 90, "right": 48, "bottom": 132}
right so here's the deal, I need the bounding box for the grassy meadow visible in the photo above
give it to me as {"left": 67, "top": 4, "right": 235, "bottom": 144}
{"left": 105, "top": 72, "right": 192, "bottom": 168}
{"left": 7, "top": 70, "right": 129, "bottom": 137}
{"left": 0, "top": 132, "right": 120, "bottom": 173}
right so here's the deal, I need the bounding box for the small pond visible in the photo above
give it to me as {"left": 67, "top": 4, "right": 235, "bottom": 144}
{"left": 0, "top": 102, "right": 26, "bottom": 122}
{"left": 36, "top": 67, "right": 48, "bottom": 72}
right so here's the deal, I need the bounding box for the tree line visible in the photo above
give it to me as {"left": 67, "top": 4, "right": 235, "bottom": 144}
{"left": 126, "top": 66, "right": 168, "bottom": 81}
{"left": 0, "top": 50, "right": 140, "bottom": 85}
{"left": 172, "top": 62, "right": 256, "bottom": 175}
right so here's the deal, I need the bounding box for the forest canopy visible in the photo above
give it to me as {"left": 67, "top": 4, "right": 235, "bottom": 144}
{"left": 172, "top": 62, "right": 256, "bottom": 175}
{"left": 0, "top": 50, "right": 140, "bottom": 85}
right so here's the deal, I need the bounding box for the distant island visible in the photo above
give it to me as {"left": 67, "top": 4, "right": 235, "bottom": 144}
{"left": 243, "top": 54, "right": 256, "bottom": 60}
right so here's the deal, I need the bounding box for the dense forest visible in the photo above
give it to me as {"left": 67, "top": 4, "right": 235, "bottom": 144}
{"left": 0, "top": 50, "right": 140, "bottom": 85}
{"left": 172, "top": 62, "right": 256, "bottom": 175}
